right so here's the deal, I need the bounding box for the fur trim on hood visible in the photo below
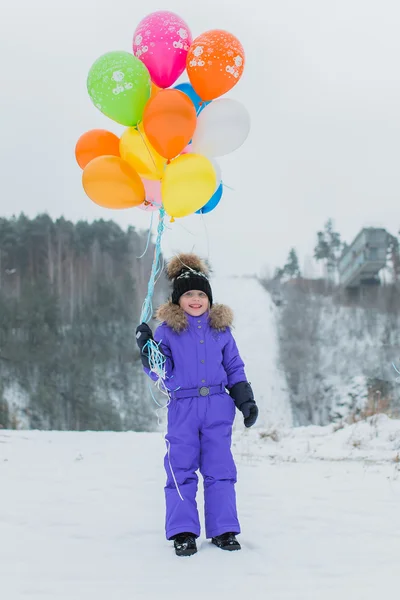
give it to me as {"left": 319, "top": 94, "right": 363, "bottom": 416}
{"left": 156, "top": 302, "right": 233, "bottom": 333}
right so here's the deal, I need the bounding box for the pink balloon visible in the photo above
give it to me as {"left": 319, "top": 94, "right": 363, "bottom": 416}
{"left": 133, "top": 11, "right": 192, "bottom": 88}
{"left": 138, "top": 178, "right": 162, "bottom": 212}
{"left": 181, "top": 144, "right": 191, "bottom": 154}
{"left": 138, "top": 201, "right": 159, "bottom": 212}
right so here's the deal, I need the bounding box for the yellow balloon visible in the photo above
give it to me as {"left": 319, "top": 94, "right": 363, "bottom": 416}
{"left": 162, "top": 154, "right": 217, "bottom": 218}
{"left": 120, "top": 123, "right": 166, "bottom": 181}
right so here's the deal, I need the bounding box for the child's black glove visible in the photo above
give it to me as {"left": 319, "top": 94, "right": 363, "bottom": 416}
{"left": 240, "top": 401, "right": 259, "bottom": 428}
{"left": 135, "top": 323, "right": 154, "bottom": 369}
{"left": 229, "top": 381, "right": 259, "bottom": 428}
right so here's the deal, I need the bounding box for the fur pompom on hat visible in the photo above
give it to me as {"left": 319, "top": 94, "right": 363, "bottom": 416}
{"left": 167, "top": 253, "right": 213, "bottom": 306}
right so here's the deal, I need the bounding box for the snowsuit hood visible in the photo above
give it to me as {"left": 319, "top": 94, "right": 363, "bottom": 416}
{"left": 156, "top": 301, "right": 234, "bottom": 333}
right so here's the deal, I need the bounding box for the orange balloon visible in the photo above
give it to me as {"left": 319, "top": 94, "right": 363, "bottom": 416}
{"left": 82, "top": 156, "right": 145, "bottom": 209}
{"left": 75, "top": 129, "right": 120, "bottom": 169}
{"left": 143, "top": 89, "right": 197, "bottom": 159}
{"left": 150, "top": 82, "right": 160, "bottom": 99}
{"left": 187, "top": 30, "right": 245, "bottom": 101}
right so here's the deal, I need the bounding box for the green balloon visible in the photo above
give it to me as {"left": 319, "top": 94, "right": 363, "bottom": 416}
{"left": 87, "top": 51, "right": 151, "bottom": 127}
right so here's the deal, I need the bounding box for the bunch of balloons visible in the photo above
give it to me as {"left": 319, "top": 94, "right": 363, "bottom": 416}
{"left": 75, "top": 10, "right": 250, "bottom": 220}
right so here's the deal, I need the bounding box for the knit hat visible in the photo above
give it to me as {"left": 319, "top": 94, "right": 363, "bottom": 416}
{"left": 167, "top": 253, "right": 213, "bottom": 307}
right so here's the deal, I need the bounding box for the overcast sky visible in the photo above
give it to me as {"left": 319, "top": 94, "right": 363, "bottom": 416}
{"left": 1, "top": 0, "right": 399, "bottom": 277}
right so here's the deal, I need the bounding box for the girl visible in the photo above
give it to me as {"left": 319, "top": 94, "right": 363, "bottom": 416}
{"left": 136, "top": 254, "right": 258, "bottom": 556}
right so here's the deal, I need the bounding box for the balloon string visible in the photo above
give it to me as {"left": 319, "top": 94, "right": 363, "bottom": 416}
{"left": 392, "top": 362, "right": 400, "bottom": 375}
{"left": 155, "top": 253, "right": 165, "bottom": 285}
{"left": 137, "top": 125, "right": 163, "bottom": 178}
{"left": 174, "top": 220, "right": 196, "bottom": 236}
{"left": 140, "top": 207, "right": 166, "bottom": 324}
{"left": 200, "top": 212, "right": 211, "bottom": 262}
{"left": 137, "top": 212, "right": 154, "bottom": 258}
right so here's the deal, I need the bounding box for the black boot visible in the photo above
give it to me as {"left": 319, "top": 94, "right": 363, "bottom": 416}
{"left": 211, "top": 532, "right": 241, "bottom": 551}
{"left": 173, "top": 532, "right": 198, "bottom": 557}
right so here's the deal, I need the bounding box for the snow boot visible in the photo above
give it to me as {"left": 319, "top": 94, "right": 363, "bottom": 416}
{"left": 173, "top": 533, "right": 198, "bottom": 557}
{"left": 211, "top": 532, "right": 241, "bottom": 551}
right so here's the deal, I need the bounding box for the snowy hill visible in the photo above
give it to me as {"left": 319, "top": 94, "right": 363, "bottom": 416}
{"left": 1, "top": 419, "right": 400, "bottom": 599}
{"left": 4, "top": 271, "right": 400, "bottom": 434}
{"left": 272, "top": 282, "right": 400, "bottom": 426}
{"left": 1, "top": 275, "right": 291, "bottom": 432}
{"left": 212, "top": 276, "right": 293, "bottom": 428}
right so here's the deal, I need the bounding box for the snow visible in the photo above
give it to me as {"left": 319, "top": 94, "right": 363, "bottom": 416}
{"left": 323, "top": 298, "right": 400, "bottom": 413}
{"left": 275, "top": 285, "right": 400, "bottom": 425}
{"left": 2, "top": 381, "right": 30, "bottom": 430}
{"left": 2, "top": 419, "right": 400, "bottom": 599}
{"left": 2, "top": 276, "right": 400, "bottom": 598}
{"left": 235, "top": 413, "right": 400, "bottom": 463}
{"left": 212, "top": 276, "right": 293, "bottom": 428}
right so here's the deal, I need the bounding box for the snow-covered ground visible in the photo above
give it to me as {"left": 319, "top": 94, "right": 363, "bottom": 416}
{"left": 212, "top": 276, "right": 293, "bottom": 428}
{"left": 2, "top": 276, "right": 400, "bottom": 598}
{"left": 2, "top": 417, "right": 400, "bottom": 600}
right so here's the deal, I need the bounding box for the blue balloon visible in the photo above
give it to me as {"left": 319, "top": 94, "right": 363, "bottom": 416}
{"left": 174, "top": 82, "right": 211, "bottom": 115}
{"left": 196, "top": 183, "right": 223, "bottom": 215}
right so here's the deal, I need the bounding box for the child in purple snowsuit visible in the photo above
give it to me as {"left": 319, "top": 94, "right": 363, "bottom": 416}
{"left": 136, "top": 253, "right": 258, "bottom": 556}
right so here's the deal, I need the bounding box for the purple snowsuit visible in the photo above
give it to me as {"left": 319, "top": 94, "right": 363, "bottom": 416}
{"left": 144, "top": 302, "right": 247, "bottom": 540}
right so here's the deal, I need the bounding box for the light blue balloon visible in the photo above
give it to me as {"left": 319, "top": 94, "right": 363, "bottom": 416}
{"left": 196, "top": 183, "right": 223, "bottom": 215}
{"left": 174, "top": 82, "right": 211, "bottom": 115}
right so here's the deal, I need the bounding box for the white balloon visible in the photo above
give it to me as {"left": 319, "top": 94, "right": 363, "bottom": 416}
{"left": 191, "top": 99, "right": 251, "bottom": 158}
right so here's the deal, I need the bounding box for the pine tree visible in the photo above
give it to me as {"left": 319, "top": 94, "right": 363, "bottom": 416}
{"left": 0, "top": 214, "right": 169, "bottom": 431}
{"left": 274, "top": 249, "right": 301, "bottom": 281}
{"left": 284, "top": 248, "right": 301, "bottom": 278}
{"left": 273, "top": 267, "right": 284, "bottom": 281}
{"left": 314, "top": 219, "right": 343, "bottom": 281}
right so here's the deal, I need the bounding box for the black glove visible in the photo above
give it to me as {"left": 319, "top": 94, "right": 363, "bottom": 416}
{"left": 229, "top": 381, "right": 259, "bottom": 428}
{"left": 240, "top": 402, "right": 259, "bottom": 428}
{"left": 135, "top": 323, "right": 153, "bottom": 369}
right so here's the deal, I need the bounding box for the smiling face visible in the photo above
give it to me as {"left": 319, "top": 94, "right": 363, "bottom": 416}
{"left": 179, "top": 290, "right": 209, "bottom": 317}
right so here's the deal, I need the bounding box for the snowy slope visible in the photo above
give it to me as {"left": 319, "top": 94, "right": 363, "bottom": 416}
{"left": 1, "top": 425, "right": 400, "bottom": 600}
{"left": 3, "top": 275, "right": 291, "bottom": 431}
{"left": 235, "top": 413, "right": 400, "bottom": 463}
{"left": 212, "top": 276, "right": 293, "bottom": 428}
{"left": 275, "top": 288, "right": 400, "bottom": 426}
